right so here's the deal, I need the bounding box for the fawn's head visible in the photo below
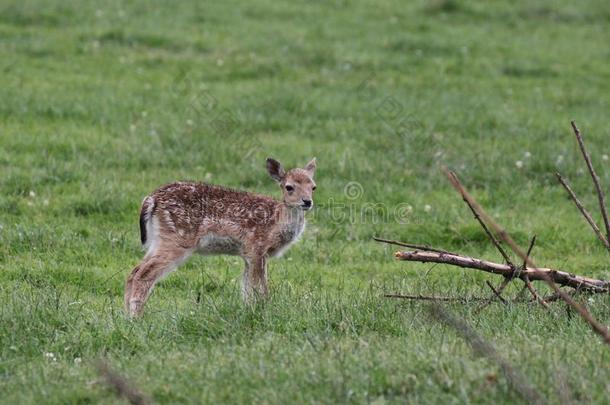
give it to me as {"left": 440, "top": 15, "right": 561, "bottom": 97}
{"left": 266, "top": 157, "right": 317, "bottom": 211}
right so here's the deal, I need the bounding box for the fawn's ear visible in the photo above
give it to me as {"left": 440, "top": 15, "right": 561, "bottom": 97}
{"left": 304, "top": 157, "right": 316, "bottom": 177}
{"left": 266, "top": 158, "right": 285, "bottom": 182}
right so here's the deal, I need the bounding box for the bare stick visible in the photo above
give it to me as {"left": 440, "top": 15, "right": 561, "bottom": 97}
{"left": 428, "top": 304, "right": 545, "bottom": 404}
{"left": 523, "top": 276, "right": 549, "bottom": 308}
{"left": 443, "top": 167, "right": 610, "bottom": 344}
{"left": 485, "top": 280, "right": 508, "bottom": 305}
{"left": 571, "top": 121, "right": 610, "bottom": 244}
{"left": 522, "top": 236, "right": 537, "bottom": 274}
{"left": 373, "top": 237, "right": 458, "bottom": 255}
{"left": 477, "top": 277, "right": 512, "bottom": 312}
{"left": 462, "top": 197, "right": 514, "bottom": 266}
{"left": 519, "top": 236, "right": 549, "bottom": 307}
{"left": 385, "top": 293, "right": 487, "bottom": 302}
{"left": 394, "top": 250, "right": 609, "bottom": 292}
{"left": 96, "top": 360, "right": 149, "bottom": 405}
{"left": 556, "top": 173, "right": 610, "bottom": 251}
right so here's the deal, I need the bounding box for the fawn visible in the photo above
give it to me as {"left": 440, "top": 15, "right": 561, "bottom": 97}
{"left": 124, "top": 157, "right": 317, "bottom": 316}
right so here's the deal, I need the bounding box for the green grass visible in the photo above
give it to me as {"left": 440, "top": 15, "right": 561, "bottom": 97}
{"left": 1, "top": 0, "right": 610, "bottom": 403}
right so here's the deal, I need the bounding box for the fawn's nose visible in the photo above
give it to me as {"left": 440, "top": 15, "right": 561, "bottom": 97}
{"left": 302, "top": 199, "right": 312, "bottom": 208}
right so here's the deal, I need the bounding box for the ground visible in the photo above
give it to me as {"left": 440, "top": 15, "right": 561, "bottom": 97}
{"left": 1, "top": 0, "right": 609, "bottom": 403}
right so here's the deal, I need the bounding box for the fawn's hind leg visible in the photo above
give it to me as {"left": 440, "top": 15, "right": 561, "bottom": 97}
{"left": 125, "top": 245, "right": 192, "bottom": 317}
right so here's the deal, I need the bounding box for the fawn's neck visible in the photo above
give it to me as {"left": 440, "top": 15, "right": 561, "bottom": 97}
{"left": 278, "top": 204, "right": 305, "bottom": 229}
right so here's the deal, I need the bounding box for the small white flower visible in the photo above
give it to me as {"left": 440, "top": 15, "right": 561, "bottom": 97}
{"left": 424, "top": 204, "right": 432, "bottom": 213}
{"left": 43, "top": 199, "right": 49, "bottom": 206}
{"left": 141, "top": 111, "right": 148, "bottom": 118}
{"left": 129, "top": 124, "right": 136, "bottom": 132}
{"left": 515, "top": 160, "right": 523, "bottom": 169}
{"left": 603, "top": 154, "right": 608, "bottom": 161}
{"left": 186, "top": 119, "right": 193, "bottom": 126}
{"left": 216, "top": 59, "right": 224, "bottom": 67}
{"left": 556, "top": 155, "right": 564, "bottom": 164}
{"left": 29, "top": 190, "right": 36, "bottom": 198}
{"left": 74, "top": 357, "right": 82, "bottom": 365}
{"left": 588, "top": 297, "right": 595, "bottom": 304}
{"left": 524, "top": 151, "right": 531, "bottom": 158}
{"left": 44, "top": 352, "right": 56, "bottom": 361}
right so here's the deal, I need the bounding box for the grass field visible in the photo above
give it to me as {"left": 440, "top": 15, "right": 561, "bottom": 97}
{"left": 1, "top": 0, "right": 610, "bottom": 403}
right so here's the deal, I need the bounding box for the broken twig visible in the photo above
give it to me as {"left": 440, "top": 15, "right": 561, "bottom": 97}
{"left": 570, "top": 121, "right": 610, "bottom": 244}
{"left": 556, "top": 172, "right": 610, "bottom": 251}
{"left": 385, "top": 293, "right": 487, "bottom": 302}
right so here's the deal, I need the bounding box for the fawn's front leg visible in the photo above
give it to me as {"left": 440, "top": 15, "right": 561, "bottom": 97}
{"left": 241, "top": 254, "right": 268, "bottom": 301}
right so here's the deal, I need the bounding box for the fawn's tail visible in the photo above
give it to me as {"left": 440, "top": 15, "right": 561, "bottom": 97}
{"left": 139, "top": 196, "right": 155, "bottom": 247}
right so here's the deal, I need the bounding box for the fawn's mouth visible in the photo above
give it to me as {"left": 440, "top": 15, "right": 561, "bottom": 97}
{"left": 300, "top": 204, "right": 313, "bottom": 211}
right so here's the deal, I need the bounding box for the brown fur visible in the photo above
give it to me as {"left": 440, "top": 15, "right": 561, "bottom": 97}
{"left": 125, "top": 158, "right": 317, "bottom": 316}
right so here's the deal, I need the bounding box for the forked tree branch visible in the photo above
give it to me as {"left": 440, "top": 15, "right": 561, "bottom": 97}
{"left": 442, "top": 167, "right": 610, "bottom": 345}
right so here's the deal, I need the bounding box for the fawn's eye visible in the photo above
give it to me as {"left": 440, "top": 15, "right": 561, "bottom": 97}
{"left": 285, "top": 185, "right": 294, "bottom": 192}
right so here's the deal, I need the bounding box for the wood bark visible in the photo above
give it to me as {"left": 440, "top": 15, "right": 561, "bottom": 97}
{"left": 394, "top": 250, "right": 610, "bottom": 293}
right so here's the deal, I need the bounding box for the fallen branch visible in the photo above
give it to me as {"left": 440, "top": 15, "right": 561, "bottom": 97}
{"left": 443, "top": 167, "right": 610, "bottom": 345}
{"left": 385, "top": 293, "right": 488, "bottom": 302}
{"left": 382, "top": 122, "right": 610, "bottom": 345}
{"left": 393, "top": 250, "right": 609, "bottom": 293}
